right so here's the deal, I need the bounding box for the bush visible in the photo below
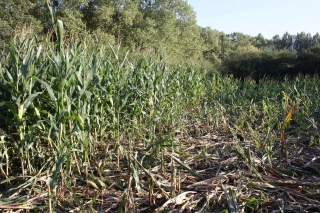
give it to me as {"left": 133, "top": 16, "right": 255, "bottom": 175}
{"left": 222, "top": 46, "right": 320, "bottom": 80}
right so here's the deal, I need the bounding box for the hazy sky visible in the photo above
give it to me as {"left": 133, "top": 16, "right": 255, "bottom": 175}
{"left": 187, "top": 0, "right": 320, "bottom": 39}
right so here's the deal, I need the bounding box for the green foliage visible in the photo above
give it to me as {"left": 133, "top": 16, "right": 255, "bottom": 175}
{"left": 200, "top": 27, "right": 222, "bottom": 67}
{"left": 224, "top": 45, "right": 320, "bottom": 80}
{"left": 0, "top": 1, "right": 42, "bottom": 48}
{"left": 1, "top": 0, "right": 320, "bottom": 77}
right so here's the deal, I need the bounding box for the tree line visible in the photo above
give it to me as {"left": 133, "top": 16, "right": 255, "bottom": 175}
{"left": 223, "top": 32, "right": 320, "bottom": 80}
{"left": 1, "top": 0, "right": 319, "bottom": 79}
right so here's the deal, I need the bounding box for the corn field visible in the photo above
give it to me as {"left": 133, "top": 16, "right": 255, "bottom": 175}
{"left": 1, "top": 26, "right": 320, "bottom": 212}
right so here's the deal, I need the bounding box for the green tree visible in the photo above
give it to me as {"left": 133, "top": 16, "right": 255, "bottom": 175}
{"left": 294, "top": 32, "right": 313, "bottom": 55}
{"left": 280, "top": 32, "right": 294, "bottom": 50}
{"left": 312, "top": 33, "right": 320, "bottom": 45}
{"left": 82, "top": 0, "right": 142, "bottom": 46}
{"left": 200, "top": 27, "right": 222, "bottom": 65}
{"left": 0, "top": 0, "right": 42, "bottom": 48}
{"left": 255, "top": 33, "right": 268, "bottom": 49}
{"left": 272, "top": 34, "right": 281, "bottom": 51}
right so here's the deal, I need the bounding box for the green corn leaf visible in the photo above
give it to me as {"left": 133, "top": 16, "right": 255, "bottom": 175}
{"left": 0, "top": 176, "right": 16, "bottom": 184}
{"left": 171, "top": 155, "right": 205, "bottom": 180}
{"left": 46, "top": 0, "right": 55, "bottom": 24}
{"left": 49, "top": 114, "right": 59, "bottom": 139}
{"left": 119, "top": 93, "right": 131, "bottom": 111}
{"left": 36, "top": 44, "right": 43, "bottom": 59}
{"left": 18, "top": 104, "right": 24, "bottom": 120}
{"left": 0, "top": 196, "right": 30, "bottom": 206}
{"left": 246, "top": 147, "right": 252, "bottom": 168}
{"left": 252, "top": 137, "right": 262, "bottom": 151}
{"left": 56, "top": 19, "right": 64, "bottom": 51}
{"left": 75, "top": 113, "right": 84, "bottom": 131}
{"left": 36, "top": 78, "right": 57, "bottom": 102}
{"left": 132, "top": 161, "right": 142, "bottom": 193}
{"left": 34, "top": 106, "right": 41, "bottom": 119}
{"left": 48, "top": 154, "right": 66, "bottom": 191}
{"left": 84, "top": 67, "right": 94, "bottom": 90}
{"left": 23, "top": 92, "right": 42, "bottom": 116}
{"left": 222, "top": 184, "right": 239, "bottom": 213}
{"left": 75, "top": 67, "right": 83, "bottom": 86}
{"left": 20, "top": 50, "right": 33, "bottom": 78}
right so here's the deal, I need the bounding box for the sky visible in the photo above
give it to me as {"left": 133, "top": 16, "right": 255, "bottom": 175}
{"left": 187, "top": 0, "right": 320, "bottom": 39}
